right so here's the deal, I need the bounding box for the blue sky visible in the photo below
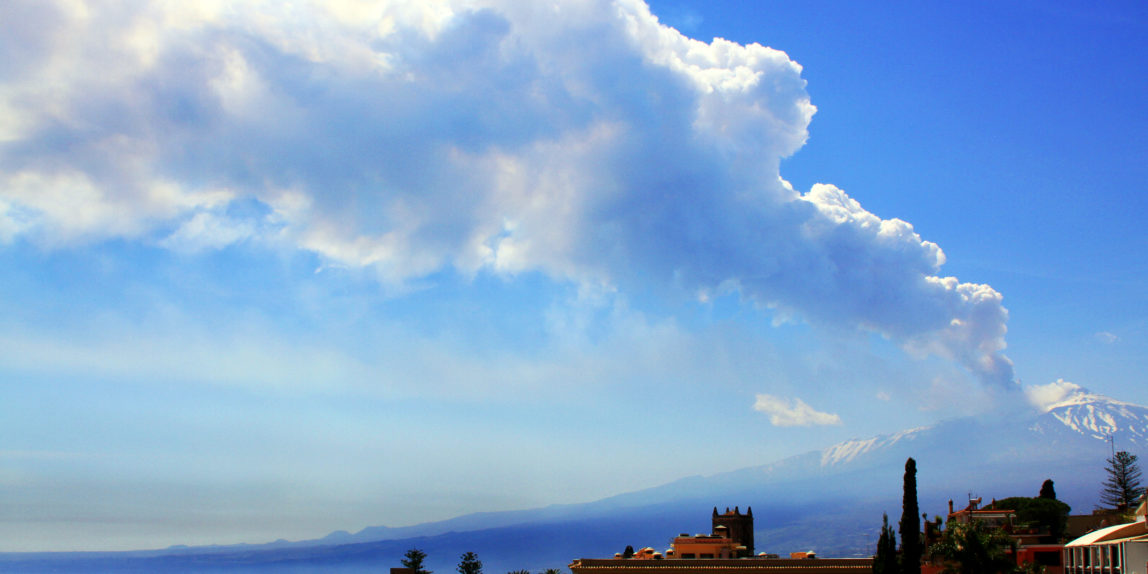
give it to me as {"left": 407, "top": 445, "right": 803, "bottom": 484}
{"left": 1, "top": 0, "right": 1146, "bottom": 551}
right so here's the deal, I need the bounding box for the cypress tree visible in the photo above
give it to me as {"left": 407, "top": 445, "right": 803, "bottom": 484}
{"left": 899, "top": 458, "right": 921, "bottom": 574}
{"left": 873, "top": 513, "right": 899, "bottom": 574}
{"left": 1040, "top": 479, "right": 1056, "bottom": 500}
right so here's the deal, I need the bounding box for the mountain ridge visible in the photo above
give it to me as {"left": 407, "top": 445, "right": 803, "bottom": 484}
{"left": 320, "top": 382, "right": 1145, "bottom": 548}
{"left": 188, "top": 383, "right": 1148, "bottom": 549}
{"left": 4, "top": 382, "right": 1145, "bottom": 573}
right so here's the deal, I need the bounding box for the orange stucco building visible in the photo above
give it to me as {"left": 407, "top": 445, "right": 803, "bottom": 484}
{"left": 569, "top": 506, "right": 872, "bottom": 574}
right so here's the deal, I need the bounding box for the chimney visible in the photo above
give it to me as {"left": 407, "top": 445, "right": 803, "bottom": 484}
{"left": 948, "top": 500, "right": 954, "bottom": 515}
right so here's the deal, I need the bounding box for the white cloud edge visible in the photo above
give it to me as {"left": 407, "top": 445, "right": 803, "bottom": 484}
{"left": 0, "top": 0, "right": 1015, "bottom": 391}
{"left": 753, "top": 393, "right": 843, "bottom": 427}
{"left": 1022, "top": 378, "right": 1090, "bottom": 413}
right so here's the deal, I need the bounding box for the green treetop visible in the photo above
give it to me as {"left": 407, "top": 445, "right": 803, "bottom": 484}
{"left": 403, "top": 548, "right": 432, "bottom": 574}
{"left": 1100, "top": 451, "right": 1145, "bottom": 511}
{"left": 457, "top": 552, "right": 482, "bottom": 574}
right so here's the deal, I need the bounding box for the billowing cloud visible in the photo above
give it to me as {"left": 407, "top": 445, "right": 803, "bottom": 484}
{"left": 0, "top": 0, "right": 1013, "bottom": 387}
{"left": 1023, "top": 379, "right": 1088, "bottom": 413}
{"left": 753, "top": 394, "right": 842, "bottom": 427}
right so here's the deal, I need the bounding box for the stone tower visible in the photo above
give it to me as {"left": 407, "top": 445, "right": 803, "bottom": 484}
{"left": 712, "top": 506, "right": 754, "bottom": 557}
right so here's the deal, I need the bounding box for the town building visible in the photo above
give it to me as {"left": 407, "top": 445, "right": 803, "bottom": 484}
{"left": 924, "top": 496, "right": 1067, "bottom": 574}
{"left": 569, "top": 506, "right": 872, "bottom": 574}
{"left": 570, "top": 557, "right": 873, "bottom": 574}
{"left": 945, "top": 497, "right": 1016, "bottom": 530}
{"left": 661, "top": 508, "right": 754, "bottom": 559}
{"left": 1063, "top": 494, "right": 1148, "bottom": 574}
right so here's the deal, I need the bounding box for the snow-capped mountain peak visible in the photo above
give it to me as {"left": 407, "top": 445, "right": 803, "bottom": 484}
{"left": 1027, "top": 379, "right": 1130, "bottom": 412}
{"left": 1027, "top": 380, "right": 1148, "bottom": 445}
{"left": 813, "top": 381, "right": 1148, "bottom": 474}
{"left": 819, "top": 426, "right": 929, "bottom": 467}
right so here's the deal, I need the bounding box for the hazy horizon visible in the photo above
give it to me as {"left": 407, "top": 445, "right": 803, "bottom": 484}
{"left": 2, "top": 0, "right": 1146, "bottom": 552}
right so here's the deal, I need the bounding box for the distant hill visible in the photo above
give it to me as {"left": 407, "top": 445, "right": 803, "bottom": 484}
{"left": 4, "top": 383, "right": 1144, "bottom": 573}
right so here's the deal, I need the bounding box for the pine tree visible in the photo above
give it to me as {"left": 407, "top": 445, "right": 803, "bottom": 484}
{"left": 1099, "top": 451, "right": 1145, "bottom": 511}
{"left": 457, "top": 552, "right": 483, "bottom": 574}
{"left": 994, "top": 496, "right": 1071, "bottom": 541}
{"left": 873, "top": 513, "right": 899, "bottom": 574}
{"left": 1039, "top": 479, "right": 1056, "bottom": 500}
{"left": 899, "top": 458, "right": 921, "bottom": 574}
{"left": 403, "top": 549, "right": 432, "bottom": 574}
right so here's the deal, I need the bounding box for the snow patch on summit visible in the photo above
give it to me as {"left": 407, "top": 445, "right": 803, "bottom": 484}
{"left": 1026, "top": 379, "right": 1148, "bottom": 444}
{"left": 820, "top": 426, "right": 929, "bottom": 467}
{"left": 1049, "top": 402, "right": 1148, "bottom": 443}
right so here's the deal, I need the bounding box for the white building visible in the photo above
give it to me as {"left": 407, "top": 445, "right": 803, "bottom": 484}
{"left": 1065, "top": 496, "right": 1148, "bottom": 574}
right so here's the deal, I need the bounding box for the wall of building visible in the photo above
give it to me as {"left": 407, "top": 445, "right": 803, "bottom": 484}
{"left": 1127, "top": 541, "right": 1148, "bottom": 574}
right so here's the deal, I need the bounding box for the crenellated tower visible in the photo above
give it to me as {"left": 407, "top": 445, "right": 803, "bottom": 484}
{"left": 712, "top": 506, "right": 754, "bottom": 557}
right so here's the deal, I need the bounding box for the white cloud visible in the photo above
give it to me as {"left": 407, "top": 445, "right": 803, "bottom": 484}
{"left": 1095, "top": 331, "right": 1119, "bottom": 344}
{"left": 158, "top": 210, "right": 257, "bottom": 253}
{"left": 0, "top": 0, "right": 1014, "bottom": 389}
{"left": 1023, "top": 379, "right": 1088, "bottom": 412}
{"left": 0, "top": 198, "right": 31, "bottom": 243}
{"left": 753, "top": 393, "right": 842, "bottom": 427}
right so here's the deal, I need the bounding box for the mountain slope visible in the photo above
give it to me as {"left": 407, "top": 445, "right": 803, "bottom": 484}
{"left": 262, "top": 384, "right": 1148, "bottom": 556}
{"left": 4, "top": 383, "right": 1143, "bottom": 573}
{"left": 320, "top": 383, "right": 1145, "bottom": 561}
